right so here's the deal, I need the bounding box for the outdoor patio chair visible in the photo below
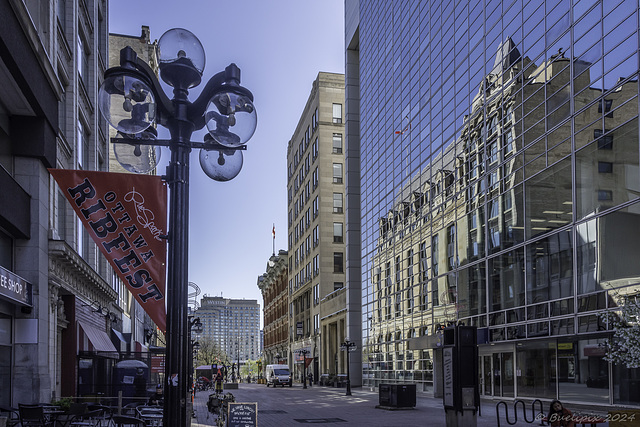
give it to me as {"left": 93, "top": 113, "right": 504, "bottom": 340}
{"left": 18, "top": 404, "right": 54, "bottom": 427}
{"left": 112, "top": 415, "right": 146, "bottom": 427}
{"left": 87, "top": 405, "right": 113, "bottom": 427}
{"left": 69, "top": 408, "right": 106, "bottom": 427}
{"left": 122, "top": 402, "right": 145, "bottom": 417}
{"left": 68, "top": 403, "right": 88, "bottom": 416}
{"left": 0, "top": 405, "right": 20, "bottom": 427}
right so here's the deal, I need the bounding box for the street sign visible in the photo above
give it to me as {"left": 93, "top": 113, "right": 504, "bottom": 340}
{"left": 340, "top": 345, "right": 357, "bottom": 352}
{"left": 296, "top": 321, "right": 303, "bottom": 337}
{"left": 227, "top": 402, "right": 257, "bottom": 427}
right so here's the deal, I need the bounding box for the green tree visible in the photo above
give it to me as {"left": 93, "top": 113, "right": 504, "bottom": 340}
{"left": 599, "top": 294, "right": 640, "bottom": 369}
{"left": 194, "top": 337, "right": 228, "bottom": 367}
{"left": 240, "top": 359, "right": 258, "bottom": 379}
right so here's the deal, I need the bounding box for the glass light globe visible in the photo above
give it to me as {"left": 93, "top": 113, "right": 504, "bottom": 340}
{"left": 199, "top": 147, "right": 243, "bottom": 182}
{"left": 205, "top": 91, "right": 257, "bottom": 147}
{"left": 113, "top": 130, "right": 161, "bottom": 174}
{"left": 99, "top": 75, "right": 156, "bottom": 134}
{"left": 158, "top": 28, "right": 205, "bottom": 88}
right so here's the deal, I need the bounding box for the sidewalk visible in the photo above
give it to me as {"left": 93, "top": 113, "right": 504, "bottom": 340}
{"left": 190, "top": 383, "right": 566, "bottom": 427}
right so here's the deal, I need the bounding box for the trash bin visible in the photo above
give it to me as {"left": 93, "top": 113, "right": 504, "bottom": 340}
{"left": 378, "top": 384, "right": 416, "bottom": 408}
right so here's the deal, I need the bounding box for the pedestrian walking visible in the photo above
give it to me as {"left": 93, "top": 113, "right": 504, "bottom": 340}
{"left": 215, "top": 369, "right": 224, "bottom": 393}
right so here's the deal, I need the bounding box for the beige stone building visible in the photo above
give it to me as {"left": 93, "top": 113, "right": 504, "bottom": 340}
{"left": 107, "top": 26, "right": 159, "bottom": 175}
{"left": 286, "top": 72, "right": 346, "bottom": 382}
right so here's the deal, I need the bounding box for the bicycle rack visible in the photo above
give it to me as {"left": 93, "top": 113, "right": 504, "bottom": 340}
{"left": 496, "top": 399, "right": 546, "bottom": 427}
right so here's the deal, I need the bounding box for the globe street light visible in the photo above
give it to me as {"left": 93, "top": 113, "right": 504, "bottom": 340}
{"left": 99, "top": 28, "right": 256, "bottom": 427}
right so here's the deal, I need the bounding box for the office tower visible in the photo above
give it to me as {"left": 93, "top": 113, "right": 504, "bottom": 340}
{"left": 287, "top": 72, "right": 347, "bottom": 381}
{"left": 348, "top": 0, "right": 640, "bottom": 406}
{"left": 196, "top": 296, "right": 261, "bottom": 367}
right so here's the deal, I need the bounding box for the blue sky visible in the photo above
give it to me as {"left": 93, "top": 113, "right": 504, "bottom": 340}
{"left": 108, "top": 0, "right": 345, "bottom": 319}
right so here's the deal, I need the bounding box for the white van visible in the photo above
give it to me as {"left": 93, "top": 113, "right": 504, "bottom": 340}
{"left": 265, "top": 364, "right": 292, "bottom": 387}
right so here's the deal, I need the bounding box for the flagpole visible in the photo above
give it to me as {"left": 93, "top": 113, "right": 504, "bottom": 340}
{"left": 272, "top": 223, "right": 275, "bottom": 256}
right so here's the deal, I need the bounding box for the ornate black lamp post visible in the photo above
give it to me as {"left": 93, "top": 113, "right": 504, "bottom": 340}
{"left": 295, "top": 349, "right": 310, "bottom": 389}
{"left": 98, "top": 28, "right": 256, "bottom": 427}
{"left": 189, "top": 316, "right": 202, "bottom": 398}
{"left": 341, "top": 338, "right": 356, "bottom": 396}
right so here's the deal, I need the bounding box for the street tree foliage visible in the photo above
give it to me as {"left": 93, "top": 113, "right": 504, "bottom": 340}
{"left": 194, "top": 338, "right": 228, "bottom": 366}
{"left": 599, "top": 294, "right": 640, "bottom": 369}
{"left": 240, "top": 359, "right": 258, "bottom": 379}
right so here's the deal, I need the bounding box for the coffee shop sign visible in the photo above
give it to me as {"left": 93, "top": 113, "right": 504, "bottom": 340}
{"left": 0, "top": 265, "right": 33, "bottom": 307}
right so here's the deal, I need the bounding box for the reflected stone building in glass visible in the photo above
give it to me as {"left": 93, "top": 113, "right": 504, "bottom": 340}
{"left": 347, "top": 0, "right": 640, "bottom": 406}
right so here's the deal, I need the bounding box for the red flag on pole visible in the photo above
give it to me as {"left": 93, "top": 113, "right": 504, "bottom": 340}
{"left": 305, "top": 357, "right": 313, "bottom": 368}
{"left": 272, "top": 224, "right": 275, "bottom": 238}
{"left": 49, "top": 169, "right": 167, "bottom": 332}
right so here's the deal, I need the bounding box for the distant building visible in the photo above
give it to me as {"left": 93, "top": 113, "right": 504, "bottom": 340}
{"left": 257, "top": 250, "right": 289, "bottom": 365}
{"left": 195, "top": 296, "right": 261, "bottom": 365}
{"left": 287, "top": 72, "right": 347, "bottom": 381}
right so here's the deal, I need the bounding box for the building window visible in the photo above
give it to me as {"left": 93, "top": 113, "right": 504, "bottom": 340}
{"left": 77, "top": 35, "right": 89, "bottom": 87}
{"left": 313, "top": 226, "right": 319, "bottom": 247}
{"left": 56, "top": 0, "right": 66, "bottom": 28}
{"left": 312, "top": 138, "right": 318, "bottom": 160}
{"left": 334, "top": 282, "right": 344, "bottom": 290}
{"left": 332, "top": 103, "right": 342, "bottom": 124}
{"left": 333, "top": 222, "right": 343, "bottom": 243}
{"left": 332, "top": 133, "right": 342, "bottom": 154}
{"left": 333, "top": 193, "right": 343, "bottom": 213}
{"left": 595, "top": 129, "right": 612, "bottom": 150}
{"left": 77, "top": 120, "right": 89, "bottom": 169}
{"left": 431, "top": 235, "right": 439, "bottom": 277}
{"left": 597, "top": 190, "right": 612, "bottom": 201}
{"left": 447, "top": 224, "right": 456, "bottom": 270}
{"left": 598, "top": 162, "right": 613, "bottom": 173}
{"left": 598, "top": 99, "right": 613, "bottom": 118}
{"left": 333, "top": 252, "right": 344, "bottom": 273}
{"left": 313, "top": 196, "right": 319, "bottom": 219}
{"left": 419, "top": 242, "right": 428, "bottom": 281}
{"left": 333, "top": 163, "right": 343, "bottom": 184}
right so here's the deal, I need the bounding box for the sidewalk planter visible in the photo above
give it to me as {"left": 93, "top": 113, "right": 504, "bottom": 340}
{"left": 378, "top": 384, "right": 416, "bottom": 408}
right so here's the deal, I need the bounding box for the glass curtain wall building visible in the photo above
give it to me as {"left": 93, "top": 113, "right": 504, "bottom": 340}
{"left": 353, "top": 0, "right": 640, "bottom": 406}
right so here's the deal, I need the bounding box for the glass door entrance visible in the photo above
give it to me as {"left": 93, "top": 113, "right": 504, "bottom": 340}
{"left": 479, "top": 350, "right": 515, "bottom": 397}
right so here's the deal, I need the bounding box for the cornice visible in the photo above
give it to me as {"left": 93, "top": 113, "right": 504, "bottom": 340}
{"left": 48, "top": 239, "right": 117, "bottom": 303}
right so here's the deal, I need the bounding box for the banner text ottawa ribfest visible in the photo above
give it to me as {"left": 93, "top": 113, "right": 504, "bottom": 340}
{"left": 50, "top": 169, "right": 167, "bottom": 332}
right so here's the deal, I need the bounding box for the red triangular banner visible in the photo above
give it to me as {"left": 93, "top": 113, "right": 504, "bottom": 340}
{"left": 49, "top": 169, "right": 167, "bottom": 332}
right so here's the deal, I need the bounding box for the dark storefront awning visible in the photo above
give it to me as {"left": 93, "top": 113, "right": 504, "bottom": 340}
{"left": 79, "top": 321, "right": 118, "bottom": 353}
{"left": 111, "top": 328, "right": 128, "bottom": 344}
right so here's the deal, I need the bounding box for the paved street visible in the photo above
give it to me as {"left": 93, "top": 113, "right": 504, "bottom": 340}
{"left": 189, "top": 383, "right": 590, "bottom": 427}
